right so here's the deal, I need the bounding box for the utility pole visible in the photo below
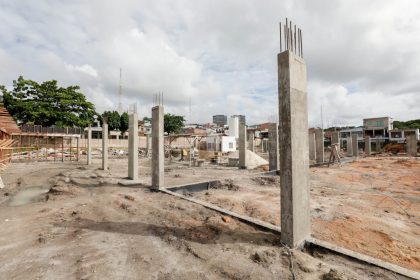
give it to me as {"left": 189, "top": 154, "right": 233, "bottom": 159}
{"left": 118, "top": 68, "right": 123, "bottom": 113}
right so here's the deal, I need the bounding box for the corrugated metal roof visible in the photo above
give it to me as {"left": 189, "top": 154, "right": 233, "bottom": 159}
{"left": 0, "top": 105, "right": 21, "bottom": 135}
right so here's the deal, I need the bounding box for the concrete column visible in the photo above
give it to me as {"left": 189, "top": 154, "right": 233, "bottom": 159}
{"left": 308, "top": 132, "right": 316, "bottom": 161}
{"left": 278, "top": 50, "right": 310, "bottom": 247}
{"left": 152, "top": 106, "right": 164, "bottom": 189}
{"left": 248, "top": 133, "right": 255, "bottom": 152}
{"left": 102, "top": 119, "right": 108, "bottom": 170}
{"left": 375, "top": 139, "right": 382, "bottom": 152}
{"left": 406, "top": 135, "right": 418, "bottom": 157}
{"left": 365, "top": 136, "right": 371, "bottom": 155}
{"left": 238, "top": 122, "right": 247, "bottom": 169}
{"left": 128, "top": 113, "right": 139, "bottom": 180}
{"left": 87, "top": 125, "right": 92, "bottom": 165}
{"left": 331, "top": 132, "right": 340, "bottom": 150}
{"left": 146, "top": 135, "right": 152, "bottom": 156}
{"left": 268, "top": 123, "right": 279, "bottom": 171}
{"left": 346, "top": 137, "right": 353, "bottom": 157}
{"left": 352, "top": 134, "right": 358, "bottom": 157}
{"left": 315, "top": 129, "right": 324, "bottom": 164}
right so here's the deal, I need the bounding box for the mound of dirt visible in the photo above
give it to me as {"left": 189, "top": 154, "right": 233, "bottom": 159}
{"left": 209, "top": 179, "right": 240, "bottom": 191}
{"left": 229, "top": 150, "right": 269, "bottom": 169}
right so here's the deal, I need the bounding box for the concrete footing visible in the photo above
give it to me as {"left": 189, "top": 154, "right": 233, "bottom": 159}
{"left": 268, "top": 123, "right": 279, "bottom": 171}
{"left": 128, "top": 113, "right": 139, "bottom": 180}
{"left": 152, "top": 106, "right": 164, "bottom": 189}
{"left": 278, "top": 50, "right": 310, "bottom": 248}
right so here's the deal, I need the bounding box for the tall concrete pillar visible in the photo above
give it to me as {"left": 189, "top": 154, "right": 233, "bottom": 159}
{"left": 308, "top": 131, "right": 316, "bottom": 161}
{"left": 268, "top": 123, "right": 279, "bottom": 171}
{"left": 346, "top": 137, "right": 353, "bottom": 157}
{"left": 331, "top": 132, "right": 340, "bottom": 150}
{"left": 87, "top": 125, "right": 92, "bottom": 165}
{"left": 315, "top": 129, "right": 324, "bottom": 164}
{"left": 278, "top": 50, "right": 310, "bottom": 247}
{"left": 406, "top": 135, "right": 418, "bottom": 157}
{"left": 128, "top": 113, "right": 139, "bottom": 180}
{"left": 365, "top": 136, "right": 371, "bottom": 155}
{"left": 352, "top": 134, "right": 358, "bottom": 157}
{"left": 152, "top": 106, "right": 164, "bottom": 189}
{"left": 238, "top": 122, "right": 247, "bottom": 169}
{"left": 102, "top": 119, "right": 108, "bottom": 170}
{"left": 248, "top": 133, "right": 255, "bottom": 152}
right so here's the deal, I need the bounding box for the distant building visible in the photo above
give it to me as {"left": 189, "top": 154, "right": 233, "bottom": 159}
{"left": 231, "top": 114, "right": 246, "bottom": 124}
{"left": 389, "top": 129, "right": 420, "bottom": 142}
{"left": 227, "top": 116, "right": 240, "bottom": 139}
{"left": 212, "top": 115, "right": 227, "bottom": 127}
{"left": 363, "top": 117, "right": 393, "bottom": 139}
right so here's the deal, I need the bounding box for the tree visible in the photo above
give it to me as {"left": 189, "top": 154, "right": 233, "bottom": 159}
{"left": 100, "top": 111, "right": 120, "bottom": 131}
{"left": 120, "top": 112, "right": 129, "bottom": 134}
{"left": 1, "top": 76, "right": 96, "bottom": 127}
{"left": 394, "top": 119, "right": 420, "bottom": 130}
{"left": 164, "top": 113, "right": 185, "bottom": 134}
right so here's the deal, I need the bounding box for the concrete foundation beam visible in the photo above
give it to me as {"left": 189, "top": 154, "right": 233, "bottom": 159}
{"left": 315, "top": 129, "right": 324, "bottom": 164}
{"left": 268, "top": 123, "right": 279, "bottom": 171}
{"left": 238, "top": 122, "right": 247, "bottom": 169}
{"left": 152, "top": 106, "right": 164, "bottom": 189}
{"left": 128, "top": 113, "right": 139, "bottom": 180}
{"left": 278, "top": 50, "right": 310, "bottom": 248}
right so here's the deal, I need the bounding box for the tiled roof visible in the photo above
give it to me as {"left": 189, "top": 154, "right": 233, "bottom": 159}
{"left": 0, "top": 105, "right": 21, "bottom": 135}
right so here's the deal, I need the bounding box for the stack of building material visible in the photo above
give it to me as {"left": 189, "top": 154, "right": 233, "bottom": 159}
{"left": 0, "top": 105, "right": 21, "bottom": 135}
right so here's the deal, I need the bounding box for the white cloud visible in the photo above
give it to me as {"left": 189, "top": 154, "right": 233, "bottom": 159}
{"left": 0, "top": 0, "right": 419, "bottom": 125}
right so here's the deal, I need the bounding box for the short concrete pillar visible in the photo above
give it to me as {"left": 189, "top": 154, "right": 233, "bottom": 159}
{"left": 268, "top": 123, "right": 279, "bottom": 171}
{"left": 315, "top": 129, "right": 324, "bottom": 164}
{"left": 128, "top": 113, "right": 139, "bottom": 180}
{"left": 248, "top": 133, "right": 255, "bottom": 152}
{"left": 365, "top": 136, "right": 371, "bottom": 155}
{"left": 406, "top": 135, "right": 418, "bottom": 157}
{"left": 102, "top": 119, "right": 108, "bottom": 170}
{"left": 152, "top": 106, "right": 164, "bottom": 189}
{"left": 238, "top": 122, "right": 247, "bottom": 169}
{"left": 278, "top": 50, "right": 310, "bottom": 247}
{"left": 308, "top": 131, "right": 316, "bottom": 161}
{"left": 352, "top": 134, "right": 358, "bottom": 157}
{"left": 375, "top": 139, "right": 382, "bottom": 152}
{"left": 87, "top": 125, "right": 92, "bottom": 165}
{"left": 331, "top": 132, "right": 340, "bottom": 150}
{"left": 346, "top": 137, "right": 353, "bottom": 157}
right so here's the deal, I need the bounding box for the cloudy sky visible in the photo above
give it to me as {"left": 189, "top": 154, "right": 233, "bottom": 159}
{"left": 1, "top": 0, "right": 419, "bottom": 127}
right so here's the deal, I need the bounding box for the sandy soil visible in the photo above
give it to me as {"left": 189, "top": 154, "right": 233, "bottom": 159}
{"left": 192, "top": 157, "right": 420, "bottom": 272}
{"left": 0, "top": 156, "right": 416, "bottom": 279}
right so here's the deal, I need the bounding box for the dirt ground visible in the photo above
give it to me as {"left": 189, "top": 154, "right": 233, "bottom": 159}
{"left": 0, "top": 156, "right": 417, "bottom": 279}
